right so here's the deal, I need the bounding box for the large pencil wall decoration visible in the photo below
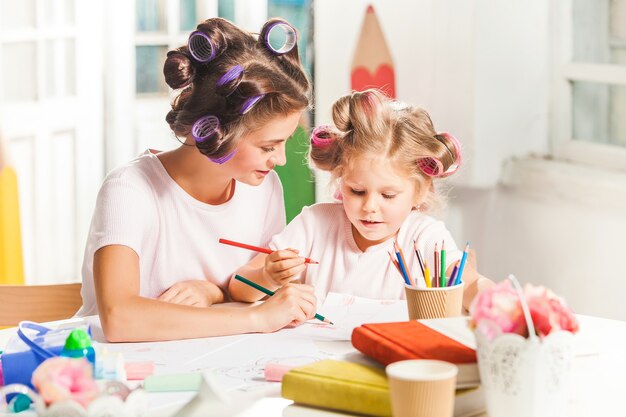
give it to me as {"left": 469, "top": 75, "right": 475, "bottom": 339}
{"left": 351, "top": 5, "right": 396, "bottom": 99}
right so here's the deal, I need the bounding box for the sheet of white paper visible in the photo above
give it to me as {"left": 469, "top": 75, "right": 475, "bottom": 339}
{"left": 289, "top": 292, "right": 408, "bottom": 341}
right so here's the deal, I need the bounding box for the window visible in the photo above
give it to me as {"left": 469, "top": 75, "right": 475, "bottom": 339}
{"left": 552, "top": 0, "right": 626, "bottom": 169}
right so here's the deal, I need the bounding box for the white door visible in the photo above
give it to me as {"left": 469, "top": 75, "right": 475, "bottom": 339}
{"left": 0, "top": 0, "right": 104, "bottom": 283}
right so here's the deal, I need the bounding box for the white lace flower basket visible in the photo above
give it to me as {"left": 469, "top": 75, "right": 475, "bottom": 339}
{"left": 474, "top": 275, "right": 575, "bottom": 417}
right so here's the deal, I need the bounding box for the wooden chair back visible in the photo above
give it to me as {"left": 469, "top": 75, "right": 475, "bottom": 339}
{"left": 0, "top": 283, "right": 82, "bottom": 327}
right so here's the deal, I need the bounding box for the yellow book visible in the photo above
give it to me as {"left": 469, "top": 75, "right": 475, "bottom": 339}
{"left": 281, "top": 360, "right": 392, "bottom": 417}
{"left": 282, "top": 359, "right": 485, "bottom": 417}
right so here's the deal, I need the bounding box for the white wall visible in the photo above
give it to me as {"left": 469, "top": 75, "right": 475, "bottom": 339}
{"left": 315, "top": 0, "right": 626, "bottom": 320}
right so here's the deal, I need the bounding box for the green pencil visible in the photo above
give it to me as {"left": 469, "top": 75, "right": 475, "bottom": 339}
{"left": 234, "top": 275, "right": 334, "bottom": 325}
{"left": 440, "top": 241, "right": 446, "bottom": 287}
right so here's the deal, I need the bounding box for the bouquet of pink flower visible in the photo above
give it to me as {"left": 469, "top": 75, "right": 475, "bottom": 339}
{"left": 469, "top": 280, "right": 579, "bottom": 340}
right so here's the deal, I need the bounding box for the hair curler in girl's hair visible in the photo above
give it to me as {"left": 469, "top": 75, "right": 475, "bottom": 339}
{"left": 262, "top": 21, "right": 297, "bottom": 55}
{"left": 417, "top": 132, "right": 462, "bottom": 178}
{"left": 310, "top": 125, "right": 336, "bottom": 148}
{"left": 191, "top": 115, "right": 236, "bottom": 164}
{"left": 188, "top": 31, "right": 217, "bottom": 63}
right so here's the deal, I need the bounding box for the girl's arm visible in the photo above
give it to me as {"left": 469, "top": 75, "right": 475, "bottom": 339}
{"left": 94, "top": 245, "right": 316, "bottom": 342}
{"left": 444, "top": 250, "right": 495, "bottom": 312}
{"left": 157, "top": 279, "right": 225, "bottom": 307}
{"left": 229, "top": 251, "right": 307, "bottom": 302}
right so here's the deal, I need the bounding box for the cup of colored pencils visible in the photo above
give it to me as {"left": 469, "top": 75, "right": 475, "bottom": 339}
{"left": 404, "top": 281, "right": 464, "bottom": 320}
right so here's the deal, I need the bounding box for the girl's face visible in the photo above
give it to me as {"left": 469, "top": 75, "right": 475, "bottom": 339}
{"left": 226, "top": 111, "right": 302, "bottom": 186}
{"left": 340, "top": 155, "right": 421, "bottom": 252}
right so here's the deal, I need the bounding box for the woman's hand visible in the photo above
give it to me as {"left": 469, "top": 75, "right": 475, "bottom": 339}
{"left": 252, "top": 283, "right": 317, "bottom": 332}
{"left": 157, "top": 280, "right": 224, "bottom": 307}
{"left": 263, "top": 248, "right": 307, "bottom": 287}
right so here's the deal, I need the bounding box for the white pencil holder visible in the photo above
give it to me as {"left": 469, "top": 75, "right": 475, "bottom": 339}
{"left": 474, "top": 275, "right": 574, "bottom": 417}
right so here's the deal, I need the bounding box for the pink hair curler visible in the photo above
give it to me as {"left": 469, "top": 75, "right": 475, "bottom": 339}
{"left": 310, "top": 125, "right": 335, "bottom": 148}
{"left": 417, "top": 132, "right": 462, "bottom": 178}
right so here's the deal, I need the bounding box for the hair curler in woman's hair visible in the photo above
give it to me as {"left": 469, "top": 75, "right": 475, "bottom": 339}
{"left": 188, "top": 31, "right": 217, "bottom": 63}
{"left": 262, "top": 21, "right": 297, "bottom": 55}
{"left": 215, "top": 65, "right": 245, "bottom": 98}
{"left": 417, "top": 133, "right": 462, "bottom": 178}
{"left": 240, "top": 95, "right": 265, "bottom": 115}
{"left": 191, "top": 115, "right": 236, "bottom": 164}
{"left": 216, "top": 65, "right": 244, "bottom": 89}
{"left": 310, "top": 125, "right": 336, "bottom": 148}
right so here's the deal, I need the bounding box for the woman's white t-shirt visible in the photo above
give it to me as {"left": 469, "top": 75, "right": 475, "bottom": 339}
{"left": 77, "top": 150, "right": 286, "bottom": 316}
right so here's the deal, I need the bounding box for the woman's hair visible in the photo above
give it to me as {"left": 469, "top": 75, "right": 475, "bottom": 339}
{"left": 309, "top": 89, "right": 461, "bottom": 212}
{"left": 164, "top": 18, "right": 311, "bottom": 160}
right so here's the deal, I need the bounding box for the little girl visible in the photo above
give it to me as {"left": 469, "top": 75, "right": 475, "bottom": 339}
{"left": 230, "top": 89, "right": 493, "bottom": 309}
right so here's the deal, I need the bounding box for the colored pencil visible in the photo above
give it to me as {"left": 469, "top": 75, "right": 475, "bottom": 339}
{"left": 397, "top": 244, "right": 415, "bottom": 286}
{"left": 433, "top": 243, "right": 439, "bottom": 287}
{"left": 351, "top": 5, "right": 396, "bottom": 98}
{"left": 393, "top": 242, "right": 412, "bottom": 286}
{"left": 234, "top": 275, "right": 333, "bottom": 325}
{"left": 423, "top": 258, "right": 432, "bottom": 288}
{"left": 454, "top": 243, "right": 470, "bottom": 286}
{"left": 388, "top": 251, "right": 401, "bottom": 275}
{"left": 447, "top": 260, "right": 460, "bottom": 287}
{"left": 413, "top": 240, "right": 425, "bottom": 280}
{"left": 219, "top": 238, "right": 319, "bottom": 264}
{"left": 440, "top": 241, "right": 446, "bottom": 287}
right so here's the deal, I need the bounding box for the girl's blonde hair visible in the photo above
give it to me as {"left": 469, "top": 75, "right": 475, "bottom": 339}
{"left": 309, "top": 89, "right": 460, "bottom": 212}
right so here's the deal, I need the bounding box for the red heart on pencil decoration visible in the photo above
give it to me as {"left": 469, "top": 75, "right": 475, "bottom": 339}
{"left": 351, "top": 64, "right": 396, "bottom": 98}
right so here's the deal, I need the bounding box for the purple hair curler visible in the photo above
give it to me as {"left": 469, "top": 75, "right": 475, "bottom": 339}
{"left": 240, "top": 94, "right": 265, "bottom": 114}
{"left": 216, "top": 65, "right": 244, "bottom": 88}
{"left": 417, "top": 133, "right": 463, "bottom": 178}
{"left": 191, "top": 115, "right": 236, "bottom": 164}
{"left": 210, "top": 149, "right": 237, "bottom": 164}
{"left": 192, "top": 115, "right": 220, "bottom": 142}
{"left": 263, "top": 22, "right": 297, "bottom": 55}
{"left": 310, "top": 125, "right": 335, "bottom": 148}
{"left": 188, "top": 31, "right": 216, "bottom": 63}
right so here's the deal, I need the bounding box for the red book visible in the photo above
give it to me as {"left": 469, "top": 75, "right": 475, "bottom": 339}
{"left": 351, "top": 320, "right": 479, "bottom": 387}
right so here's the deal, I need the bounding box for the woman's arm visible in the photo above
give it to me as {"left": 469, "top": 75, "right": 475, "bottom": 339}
{"left": 94, "top": 245, "right": 316, "bottom": 342}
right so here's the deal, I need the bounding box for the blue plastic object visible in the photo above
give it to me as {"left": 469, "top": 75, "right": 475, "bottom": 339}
{"left": 0, "top": 322, "right": 90, "bottom": 388}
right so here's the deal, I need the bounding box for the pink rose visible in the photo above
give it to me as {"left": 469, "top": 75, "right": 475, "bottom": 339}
{"left": 471, "top": 280, "right": 580, "bottom": 340}
{"left": 31, "top": 357, "right": 99, "bottom": 407}
{"left": 470, "top": 280, "right": 527, "bottom": 338}
{"left": 525, "top": 284, "right": 579, "bottom": 337}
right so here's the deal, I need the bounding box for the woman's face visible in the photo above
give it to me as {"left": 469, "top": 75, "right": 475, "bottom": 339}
{"left": 225, "top": 111, "right": 302, "bottom": 186}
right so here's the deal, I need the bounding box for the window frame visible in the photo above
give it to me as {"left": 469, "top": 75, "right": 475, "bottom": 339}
{"left": 551, "top": 0, "right": 626, "bottom": 171}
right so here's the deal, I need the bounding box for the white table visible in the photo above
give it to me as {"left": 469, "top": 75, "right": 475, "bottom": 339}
{"left": 1, "top": 313, "right": 625, "bottom": 417}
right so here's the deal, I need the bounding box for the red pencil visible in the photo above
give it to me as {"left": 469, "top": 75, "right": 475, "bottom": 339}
{"left": 218, "top": 238, "right": 319, "bottom": 264}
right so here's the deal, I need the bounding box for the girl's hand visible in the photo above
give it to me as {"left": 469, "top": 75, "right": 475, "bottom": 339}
{"left": 263, "top": 248, "right": 307, "bottom": 287}
{"left": 252, "top": 283, "right": 317, "bottom": 332}
{"left": 157, "top": 280, "right": 224, "bottom": 307}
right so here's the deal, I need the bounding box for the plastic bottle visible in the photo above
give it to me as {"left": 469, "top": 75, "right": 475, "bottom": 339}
{"left": 60, "top": 329, "right": 96, "bottom": 370}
